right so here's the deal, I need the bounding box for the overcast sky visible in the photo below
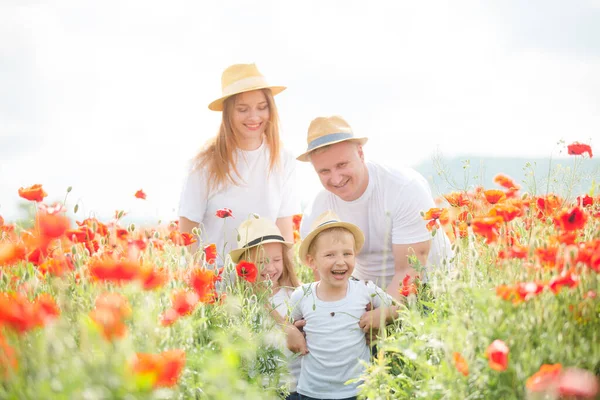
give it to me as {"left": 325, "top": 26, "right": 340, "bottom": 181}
{"left": 1, "top": 0, "right": 599, "bottom": 223}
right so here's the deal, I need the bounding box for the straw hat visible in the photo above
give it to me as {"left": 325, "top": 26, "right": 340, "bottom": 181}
{"left": 229, "top": 216, "right": 293, "bottom": 263}
{"left": 297, "top": 115, "right": 368, "bottom": 162}
{"left": 298, "top": 210, "right": 365, "bottom": 264}
{"left": 208, "top": 63, "right": 286, "bottom": 111}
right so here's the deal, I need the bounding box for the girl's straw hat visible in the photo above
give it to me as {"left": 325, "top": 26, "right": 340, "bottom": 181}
{"left": 208, "top": 63, "right": 286, "bottom": 111}
{"left": 297, "top": 115, "right": 368, "bottom": 162}
{"left": 298, "top": 210, "right": 365, "bottom": 264}
{"left": 229, "top": 216, "right": 293, "bottom": 263}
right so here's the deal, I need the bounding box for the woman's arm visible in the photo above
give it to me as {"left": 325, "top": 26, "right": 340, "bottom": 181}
{"left": 276, "top": 216, "right": 294, "bottom": 243}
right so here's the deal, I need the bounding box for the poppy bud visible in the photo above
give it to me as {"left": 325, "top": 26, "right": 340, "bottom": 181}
{"left": 128, "top": 224, "right": 135, "bottom": 232}
{"left": 74, "top": 204, "right": 79, "bottom": 213}
{"left": 153, "top": 231, "right": 160, "bottom": 239}
{"left": 67, "top": 186, "right": 72, "bottom": 193}
{"left": 252, "top": 213, "right": 260, "bottom": 219}
{"left": 192, "top": 227, "right": 199, "bottom": 236}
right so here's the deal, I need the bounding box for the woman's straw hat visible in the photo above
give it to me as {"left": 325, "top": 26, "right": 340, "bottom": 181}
{"left": 297, "top": 115, "right": 368, "bottom": 162}
{"left": 229, "top": 216, "right": 293, "bottom": 263}
{"left": 298, "top": 210, "right": 365, "bottom": 264}
{"left": 208, "top": 63, "right": 286, "bottom": 111}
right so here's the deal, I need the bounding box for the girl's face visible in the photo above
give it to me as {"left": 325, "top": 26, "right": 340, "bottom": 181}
{"left": 231, "top": 90, "right": 270, "bottom": 148}
{"left": 250, "top": 242, "right": 284, "bottom": 288}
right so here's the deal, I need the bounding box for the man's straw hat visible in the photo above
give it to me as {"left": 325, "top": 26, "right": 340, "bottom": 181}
{"left": 297, "top": 115, "right": 368, "bottom": 162}
{"left": 208, "top": 63, "right": 286, "bottom": 111}
{"left": 229, "top": 216, "right": 293, "bottom": 263}
{"left": 298, "top": 210, "right": 365, "bottom": 264}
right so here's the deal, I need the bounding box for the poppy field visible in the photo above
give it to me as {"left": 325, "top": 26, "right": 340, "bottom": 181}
{"left": 0, "top": 142, "right": 599, "bottom": 399}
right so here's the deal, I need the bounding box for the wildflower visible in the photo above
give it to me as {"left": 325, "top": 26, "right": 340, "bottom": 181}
{"left": 236, "top": 261, "right": 258, "bottom": 283}
{"left": 215, "top": 208, "right": 234, "bottom": 218}
{"left": 422, "top": 208, "right": 449, "bottom": 231}
{"left": 489, "top": 202, "right": 522, "bottom": 223}
{"left": 443, "top": 191, "right": 471, "bottom": 207}
{"left": 39, "top": 254, "right": 75, "bottom": 277}
{"left": 37, "top": 204, "right": 70, "bottom": 239}
{"left": 171, "top": 290, "right": 199, "bottom": 317}
{"left": 188, "top": 267, "right": 218, "bottom": 302}
{"left": 399, "top": 274, "right": 417, "bottom": 297}
{"left": 494, "top": 174, "right": 520, "bottom": 191}
{"left": 526, "top": 363, "right": 562, "bottom": 392}
{"left": 557, "top": 367, "right": 599, "bottom": 399}
{"left": 204, "top": 243, "right": 217, "bottom": 264}
{"left": 90, "top": 292, "right": 131, "bottom": 341}
{"left": 549, "top": 269, "right": 578, "bottom": 294}
{"left": 577, "top": 194, "right": 594, "bottom": 207}
{"left": 484, "top": 189, "right": 506, "bottom": 205}
{"left": 567, "top": 142, "right": 593, "bottom": 158}
{"left": 18, "top": 184, "right": 48, "bottom": 202}
{"left": 134, "top": 189, "right": 146, "bottom": 199}
{"left": 138, "top": 265, "right": 168, "bottom": 291}
{"left": 486, "top": 339, "right": 509, "bottom": 371}
{"left": 65, "top": 226, "right": 95, "bottom": 243}
{"left": 0, "top": 243, "right": 27, "bottom": 266}
{"left": 453, "top": 352, "right": 469, "bottom": 376}
{"left": 169, "top": 231, "right": 196, "bottom": 246}
{"left": 536, "top": 194, "right": 562, "bottom": 219}
{"left": 88, "top": 257, "right": 140, "bottom": 283}
{"left": 77, "top": 218, "right": 109, "bottom": 237}
{"left": 471, "top": 216, "right": 503, "bottom": 244}
{"left": 292, "top": 214, "right": 302, "bottom": 231}
{"left": 555, "top": 206, "right": 588, "bottom": 232}
{"left": 130, "top": 349, "right": 186, "bottom": 388}
{"left": 160, "top": 309, "right": 179, "bottom": 327}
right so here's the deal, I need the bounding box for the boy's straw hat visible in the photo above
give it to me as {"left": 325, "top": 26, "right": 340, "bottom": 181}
{"left": 297, "top": 115, "right": 368, "bottom": 162}
{"left": 208, "top": 63, "right": 286, "bottom": 111}
{"left": 229, "top": 217, "right": 293, "bottom": 263}
{"left": 298, "top": 210, "right": 365, "bottom": 264}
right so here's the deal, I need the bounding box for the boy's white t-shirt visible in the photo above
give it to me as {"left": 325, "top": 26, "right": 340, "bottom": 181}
{"left": 270, "top": 287, "right": 301, "bottom": 393}
{"left": 289, "top": 280, "right": 393, "bottom": 399}
{"left": 300, "top": 161, "right": 453, "bottom": 288}
{"left": 178, "top": 142, "right": 300, "bottom": 259}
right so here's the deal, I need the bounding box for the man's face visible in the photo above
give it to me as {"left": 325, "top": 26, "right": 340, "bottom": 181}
{"left": 309, "top": 141, "right": 368, "bottom": 201}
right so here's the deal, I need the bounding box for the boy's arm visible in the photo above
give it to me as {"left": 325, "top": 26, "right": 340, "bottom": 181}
{"left": 283, "top": 288, "right": 309, "bottom": 355}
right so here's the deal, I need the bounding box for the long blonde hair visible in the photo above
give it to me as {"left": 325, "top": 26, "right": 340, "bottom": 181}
{"left": 193, "top": 88, "right": 282, "bottom": 192}
{"left": 239, "top": 244, "right": 300, "bottom": 290}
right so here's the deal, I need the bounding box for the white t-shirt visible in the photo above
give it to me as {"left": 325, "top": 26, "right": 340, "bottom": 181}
{"left": 300, "top": 161, "right": 453, "bottom": 289}
{"left": 178, "top": 142, "right": 300, "bottom": 259}
{"left": 289, "top": 279, "right": 393, "bottom": 399}
{"left": 270, "top": 287, "right": 301, "bottom": 393}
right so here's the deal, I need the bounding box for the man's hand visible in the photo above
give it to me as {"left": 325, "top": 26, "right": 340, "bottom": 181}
{"left": 285, "top": 324, "right": 308, "bottom": 355}
{"left": 293, "top": 318, "right": 306, "bottom": 336}
{"left": 359, "top": 306, "right": 387, "bottom": 333}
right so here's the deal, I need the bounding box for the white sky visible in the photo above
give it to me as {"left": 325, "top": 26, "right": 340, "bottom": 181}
{"left": 1, "top": 0, "right": 599, "bottom": 222}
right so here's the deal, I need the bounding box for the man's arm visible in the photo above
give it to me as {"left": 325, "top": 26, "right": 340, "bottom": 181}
{"left": 386, "top": 240, "right": 430, "bottom": 301}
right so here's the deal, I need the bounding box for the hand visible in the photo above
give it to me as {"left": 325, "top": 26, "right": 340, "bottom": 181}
{"left": 285, "top": 324, "right": 308, "bottom": 355}
{"left": 359, "top": 306, "right": 386, "bottom": 333}
{"left": 293, "top": 318, "right": 306, "bottom": 337}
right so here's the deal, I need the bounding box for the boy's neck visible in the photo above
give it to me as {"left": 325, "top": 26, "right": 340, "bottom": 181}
{"left": 316, "top": 280, "right": 349, "bottom": 302}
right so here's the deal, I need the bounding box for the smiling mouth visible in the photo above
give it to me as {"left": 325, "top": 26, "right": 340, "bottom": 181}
{"left": 331, "top": 178, "right": 349, "bottom": 189}
{"left": 331, "top": 270, "right": 347, "bottom": 275}
{"left": 244, "top": 122, "right": 262, "bottom": 131}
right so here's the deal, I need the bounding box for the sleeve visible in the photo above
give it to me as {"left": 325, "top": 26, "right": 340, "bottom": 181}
{"left": 178, "top": 166, "right": 208, "bottom": 223}
{"left": 366, "top": 280, "right": 393, "bottom": 308}
{"left": 391, "top": 173, "right": 436, "bottom": 245}
{"left": 277, "top": 151, "right": 301, "bottom": 218}
{"left": 288, "top": 286, "right": 307, "bottom": 322}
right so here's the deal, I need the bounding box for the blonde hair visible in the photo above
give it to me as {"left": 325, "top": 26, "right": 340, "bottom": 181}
{"left": 307, "top": 227, "right": 357, "bottom": 257}
{"left": 240, "top": 243, "right": 300, "bottom": 289}
{"left": 193, "top": 88, "right": 282, "bottom": 192}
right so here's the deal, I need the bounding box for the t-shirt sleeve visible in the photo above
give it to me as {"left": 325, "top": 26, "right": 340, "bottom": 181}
{"left": 178, "top": 166, "right": 208, "bottom": 223}
{"left": 277, "top": 152, "right": 301, "bottom": 218}
{"left": 365, "top": 280, "right": 393, "bottom": 308}
{"left": 391, "top": 174, "right": 436, "bottom": 245}
{"left": 288, "top": 286, "right": 306, "bottom": 322}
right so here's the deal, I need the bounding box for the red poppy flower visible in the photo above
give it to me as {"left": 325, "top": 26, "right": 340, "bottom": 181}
{"left": 89, "top": 307, "right": 128, "bottom": 341}
{"left": 494, "top": 174, "right": 520, "bottom": 190}
{"left": 236, "top": 261, "right": 258, "bottom": 283}
{"left": 215, "top": 208, "right": 234, "bottom": 218}
{"left": 549, "top": 269, "right": 578, "bottom": 294}
{"left": 536, "top": 194, "right": 562, "bottom": 219}
{"left": 292, "top": 214, "right": 302, "bottom": 231}
{"left": 37, "top": 205, "right": 70, "bottom": 239}
{"left": 138, "top": 265, "right": 168, "bottom": 291}
{"left": 169, "top": 231, "right": 196, "bottom": 246}
{"left": 160, "top": 308, "right": 179, "bottom": 327}
{"left": 134, "top": 189, "right": 146, "bottom": 200}
{"left": 557, "top": 367, "right": 599, "bottom": 399}
{"left": 567, "top": 142, "right": 593, "bottom": 158}
{"left": 489, "top": 203, "right": 522, "bottom": 223}
{"left": 130, "top": 349, "right": 186, "bottom": 388}
{"left": 65, "top": 226, "right": 95, "bottom": 243}
{"left": 204, "top": 243, "right": 217, "bottom": 264}
{"left": 453, "top": 352, "right": 469, "bottom": 376}
{"left": 576, "top": 194, "right": 594, "bottom": 207}
{"left": 0, "top": 243, "right": 27, "bottom": 266}
{"left": 18, "top": 184, "right": 48, "bottom": 202}
{"left": 77, "top": 218, "right": 109, "bottom": 237}
{"left": 188, "top": 267, "right": 218, "bottom": 302}
{"left": 443, "top": 191, "right": 471, "bottom": 207}
{"left": 484, "top": 190, "right": 506, "bottom": 205}
{"left": 526, "top": 363, "right": 562, "bottom": 392}
{"left": 88, "top": 257, "right": 140, "bottom": 283}
{"left": 400, "top": 274, "right": 418, "bottom": 297}
{"left": 34, "top": 293, "right": 60, "bottom": 325}
{"left": 486, "top": 339, "right": 509, "bottom": 371}
{"left": 171, "top": 290, "right": 199, "bottom": 316}
{"left": 39, "top": 254, "right": 75, "bottom": 277}
{"left": 555, "top": 206, "right": 588, "bottom": 231}
{"left": 471, "top": 216, "right": 503, "bottom": 243}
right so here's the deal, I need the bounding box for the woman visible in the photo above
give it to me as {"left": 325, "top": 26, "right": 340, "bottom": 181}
{"left": 178, "top": 63, "right": 299, "bottom": 262}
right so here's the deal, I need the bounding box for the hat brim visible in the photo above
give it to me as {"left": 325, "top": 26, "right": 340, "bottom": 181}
{"left": 229, "top": 238, "right": 293, "bottom": 264}
{"left": 297, "top": 137, "right": 368, "bottom": 162}
{"left": 208, "top": 86, "right": 287, "bottom": 111}
{"left": 298, "top": 221, "right": 365, "bottom": 265}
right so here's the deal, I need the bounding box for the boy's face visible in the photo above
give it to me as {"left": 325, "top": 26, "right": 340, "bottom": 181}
{"left": 249, "top": 242, "right": 284, "bottom": 286}
{"left": 307, "top": 229, "right": 356, "bottom": 290}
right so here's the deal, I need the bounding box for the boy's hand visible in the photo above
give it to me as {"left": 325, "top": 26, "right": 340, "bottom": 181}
{"left": 359, "top": 306, "right": 386, "bottom": 332}
{"left": 285, "top": 324, "right": 308, "bottom": 355}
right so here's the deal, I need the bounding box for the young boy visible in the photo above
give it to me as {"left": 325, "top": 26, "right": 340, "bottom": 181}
{"left": 285, "top": 211, "right": 399, "bottom": 400}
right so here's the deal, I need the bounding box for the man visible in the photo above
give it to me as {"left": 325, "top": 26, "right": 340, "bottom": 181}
{"left": 298, "top": 116, "right": 453, "bottom": 302}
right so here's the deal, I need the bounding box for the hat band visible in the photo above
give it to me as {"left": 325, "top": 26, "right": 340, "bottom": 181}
{"left": 307, "top": 132, "right": 354, "bottom": 151}
{"left": 243, "top": 234, "right": 285, "bottom": 248}
{"left": 222, "top": 75, "right": 269, "bottom": 97}
{"left": 316, "top": 220, "right": 338, "bottom": 228}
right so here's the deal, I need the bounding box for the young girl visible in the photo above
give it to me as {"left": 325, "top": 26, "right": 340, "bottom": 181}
{"left": 229, "top": 216, "right": 301, "bottom": 399}
{"left": 179, "top": 63, "right": 300, "bottom": 260}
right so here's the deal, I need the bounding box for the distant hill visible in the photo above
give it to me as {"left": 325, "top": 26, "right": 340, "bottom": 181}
{"left": 413, "top": 155, "right": 600, "bottom": 198}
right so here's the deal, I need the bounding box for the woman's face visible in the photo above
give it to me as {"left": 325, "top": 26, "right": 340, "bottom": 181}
{"left": 231, "top": 90, "right": 270, "bottom": 147}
